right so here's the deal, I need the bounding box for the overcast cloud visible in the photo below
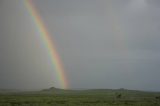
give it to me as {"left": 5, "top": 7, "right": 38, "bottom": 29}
{"left": 0, "top": 0, "right": 160, "bottom": 91}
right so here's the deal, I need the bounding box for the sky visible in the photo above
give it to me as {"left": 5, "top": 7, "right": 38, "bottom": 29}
{"left": 0, "top": 0, "right": 160, "bottom": 91}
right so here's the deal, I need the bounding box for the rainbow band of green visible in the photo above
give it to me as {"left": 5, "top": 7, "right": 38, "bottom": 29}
{"left": 24, "top": 0, "right": 69, "bottom": 89}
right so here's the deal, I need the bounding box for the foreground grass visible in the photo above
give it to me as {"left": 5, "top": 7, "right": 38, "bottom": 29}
{"left": 0, "top": 89, "right": 160, "bottom": 106}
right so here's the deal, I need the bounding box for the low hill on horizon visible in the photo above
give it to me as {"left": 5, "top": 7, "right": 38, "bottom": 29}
{"left": 0, "top": 89, "right": 21, "bottom": 93}
{"left": 41, "top": 87, "right": 159, "bottom": 92}
{"left": 0, "top": 87, "right": 160, "bottom": 94}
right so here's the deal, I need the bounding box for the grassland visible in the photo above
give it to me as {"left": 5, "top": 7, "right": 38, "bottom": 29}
{"left": 0, "top": 88, "right": 160, "bottom": 106}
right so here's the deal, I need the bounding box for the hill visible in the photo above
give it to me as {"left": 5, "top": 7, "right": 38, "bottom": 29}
{"left": 0, "top": 89, "right": 20, "bottom": 93}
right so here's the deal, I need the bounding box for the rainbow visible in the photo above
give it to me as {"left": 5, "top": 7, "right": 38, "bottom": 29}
{"left": 105, "top": 1, "right": 131, "bottom": 73}
{"left": 24, "top": 0, "right": 69, "bottom": 89}
{"left": 105, "top": 0, "right": 128, "bottom": 50}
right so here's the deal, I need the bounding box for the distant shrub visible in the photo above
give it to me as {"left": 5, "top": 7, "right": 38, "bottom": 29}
{"left": 116, "top": 94, "right": 122, "bottom": 99}
{"left": 155, "top": 96, "right": 160, "bottom": 100}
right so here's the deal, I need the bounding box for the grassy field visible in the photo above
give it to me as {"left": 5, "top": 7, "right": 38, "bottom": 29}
{"left": 0, "top": 88, "right": 160, "bottom": 106}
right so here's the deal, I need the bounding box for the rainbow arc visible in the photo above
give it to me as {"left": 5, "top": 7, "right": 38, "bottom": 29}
{"left": 24, "top": 0, "right": 69, "bottom": 89}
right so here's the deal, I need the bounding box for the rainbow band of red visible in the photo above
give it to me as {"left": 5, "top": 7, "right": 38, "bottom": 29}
{"left": 24, "top": 0, "right": 69, "bottom": 89}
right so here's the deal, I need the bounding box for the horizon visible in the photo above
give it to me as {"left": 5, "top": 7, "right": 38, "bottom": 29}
{"left": 1, "top": 87, "right": 160, "bottom": 93}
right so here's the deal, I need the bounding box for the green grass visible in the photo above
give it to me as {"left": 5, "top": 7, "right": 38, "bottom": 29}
{"left": 0, "top": 89, "right": 160, "bottom": 106}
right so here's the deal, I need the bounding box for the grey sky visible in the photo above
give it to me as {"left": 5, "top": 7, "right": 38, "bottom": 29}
{"left": 0, "top": 0, "right": 160, "bottom": 91}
